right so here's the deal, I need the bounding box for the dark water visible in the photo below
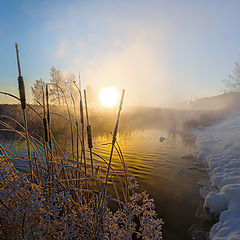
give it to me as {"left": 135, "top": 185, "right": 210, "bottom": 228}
{"left": 90, "top": 129, "right": 204, "bottom": 240}
{"left": 1, "top": 129, "right": 205, "bottom": 240}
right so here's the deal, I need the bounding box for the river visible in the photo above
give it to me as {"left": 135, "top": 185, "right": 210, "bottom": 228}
{"left": 61, "top": 128, "right": 207, "bottom": 239}
{"left": 2, "top": 128, "right": 207, "bottom": 239}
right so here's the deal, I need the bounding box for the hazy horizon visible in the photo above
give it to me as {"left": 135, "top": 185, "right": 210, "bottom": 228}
{"left": 1, "top": 0, "right": 240, "bottom": 107}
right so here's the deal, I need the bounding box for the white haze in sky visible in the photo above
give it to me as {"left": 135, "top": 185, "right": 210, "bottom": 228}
{"left": 1, "top": 0, "right": 240, "bottom": 107}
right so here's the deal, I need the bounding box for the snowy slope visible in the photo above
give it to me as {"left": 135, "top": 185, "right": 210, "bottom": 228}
{"left": 194, "top": 113, "right": 240, "bottom": 240}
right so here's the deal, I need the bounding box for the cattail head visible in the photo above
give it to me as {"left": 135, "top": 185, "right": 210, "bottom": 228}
{"left": 15, "top": 43, "right": 26, "bottom": 110}
{"left": 18, "top": 76, "right": 26, "bottom": 110}
{"left": 46, "top": 84, "right": 50, "bottom": 122}
{"left": 87, "top": 125, "right": 93, "bottom": 149}
{"left": 43, "top": 117, "right": 49, "bottom": 143}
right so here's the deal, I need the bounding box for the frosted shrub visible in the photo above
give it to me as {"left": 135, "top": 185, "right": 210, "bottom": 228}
{"left": 0, "top": 157, "right": 163, "bottom": 239}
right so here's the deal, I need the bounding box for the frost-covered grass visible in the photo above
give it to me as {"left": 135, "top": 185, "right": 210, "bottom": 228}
{"left": 0, "top": 155, "right": 163, "bottom": 239}
{"left": 0, "top": 86, "right": 163, "bottom": 239}
{"left": 194, "top": 110, "right": 240, "bottom": 240}
{"left": 0, "top": 45, "right": 163, "bottom": 239}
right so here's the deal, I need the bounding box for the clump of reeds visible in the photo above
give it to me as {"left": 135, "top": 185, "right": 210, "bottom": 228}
{"left": 0, "top": 44, "right": 163, "bottom": 239}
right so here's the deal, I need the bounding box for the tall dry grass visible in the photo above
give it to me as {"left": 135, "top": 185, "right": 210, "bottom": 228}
{"left": 0, "top": 44, "right": 163, "bottom": 239}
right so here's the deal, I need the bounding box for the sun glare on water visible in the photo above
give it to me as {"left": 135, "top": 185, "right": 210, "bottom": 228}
{"left": 99, "top": 87, "right": 119, "bottom": 107}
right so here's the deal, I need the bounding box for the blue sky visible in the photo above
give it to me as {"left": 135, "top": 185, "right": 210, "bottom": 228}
{"left": 1, "top": 0, "right": 240, "bottom": 106}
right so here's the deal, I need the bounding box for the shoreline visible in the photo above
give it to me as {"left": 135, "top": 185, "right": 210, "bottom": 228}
{"left": 194, "top": 113, "right": 240, "bottom": 239}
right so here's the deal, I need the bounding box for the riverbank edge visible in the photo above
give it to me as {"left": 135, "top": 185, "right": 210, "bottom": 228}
{"left": 193, "top": 115, "right": 240, "bottom": 240}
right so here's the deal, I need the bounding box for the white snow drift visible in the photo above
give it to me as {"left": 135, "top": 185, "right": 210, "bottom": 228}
{"left": 194, "top": 112, "right": 240, "bottom": 240}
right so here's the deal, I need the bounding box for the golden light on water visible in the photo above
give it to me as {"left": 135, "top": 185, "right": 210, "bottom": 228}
{"left": 99, "top": 87, "right": 119, "bottom": 107}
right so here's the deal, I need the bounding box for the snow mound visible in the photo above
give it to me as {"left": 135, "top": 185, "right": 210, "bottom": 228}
{"left": 194, "top": 113, "right": 240, "bottom": 240}
{"left": 204, "top": 192, "right": 227, "bottom": 214}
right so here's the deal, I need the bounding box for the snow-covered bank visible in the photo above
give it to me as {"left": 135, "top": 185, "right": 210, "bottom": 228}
{"left": 194, "top": 113, "right": 240, "bottom": 239}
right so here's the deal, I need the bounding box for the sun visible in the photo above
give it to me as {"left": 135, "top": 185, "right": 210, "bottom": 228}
{"left": 99, "top": 87, "right": 119, "bottom": 107}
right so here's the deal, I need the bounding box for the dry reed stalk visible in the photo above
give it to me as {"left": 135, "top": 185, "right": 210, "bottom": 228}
{"left": 48, "top": 83, "right": 74, "bottom": 165}
{"left": 114, "top": 141, "right": 128, "bottom": 202}
{"left": 79, "top": 75, "right": 86, "bottom": 175}
{"left": 102, "top": 89, "right": 125, "bottom": 198}
{"left": 84, "top": 89, "right": 94, "bottom": 177}
{"left": 41, "top": 84, "right": 52, "bottom": 194}
{"left": 15, "top": 43, "right": 33, "bottom": 182}
{"left": 75, "top": 121, "right": 79, "bottom": 168}
{"left": 89, "top": 150, "right": 126, "bottom": 199}
{"left": 46, "top": 84, "right": 55, "bottom": 184}
{"left": 83, "top": 89, "right": 99, "bottom": 211}
{"left": 88, "top": 89, "right": 125, "bottom": 239}
{"left": 70, "top": 93, "right": 77, "bottom": 165}
{"left": 0, "top": 116, "right": 46, "bottom": 180}
{"left": 42, "top": 83, "right": 49, "bottom": 143}
{"left": 32, "top": 152, "right": 40, "bottom": 183}
{"left": 43, "top": 113, "right": 81, "bottom": 190}
{"left": 47, "top": 111, "right": 85, "bottom": 177}
{"left": 70, "top": 93, "right": 79, "bottom": 187}
{"left": 73, "top": 77, "right": 86, "bottom": 175}
{"left": 46, "top": 84, "right": 52, "bottom": 150}
{"left": 0, "top": 115, "right": 51, "bottom": 187}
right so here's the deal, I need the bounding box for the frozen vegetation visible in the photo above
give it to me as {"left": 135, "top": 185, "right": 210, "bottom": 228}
{"left": 0, "top": 47, "right": 163, "bottom": 239}
{"left": 194, "top": 108, "right": 240, "bottom": 240}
